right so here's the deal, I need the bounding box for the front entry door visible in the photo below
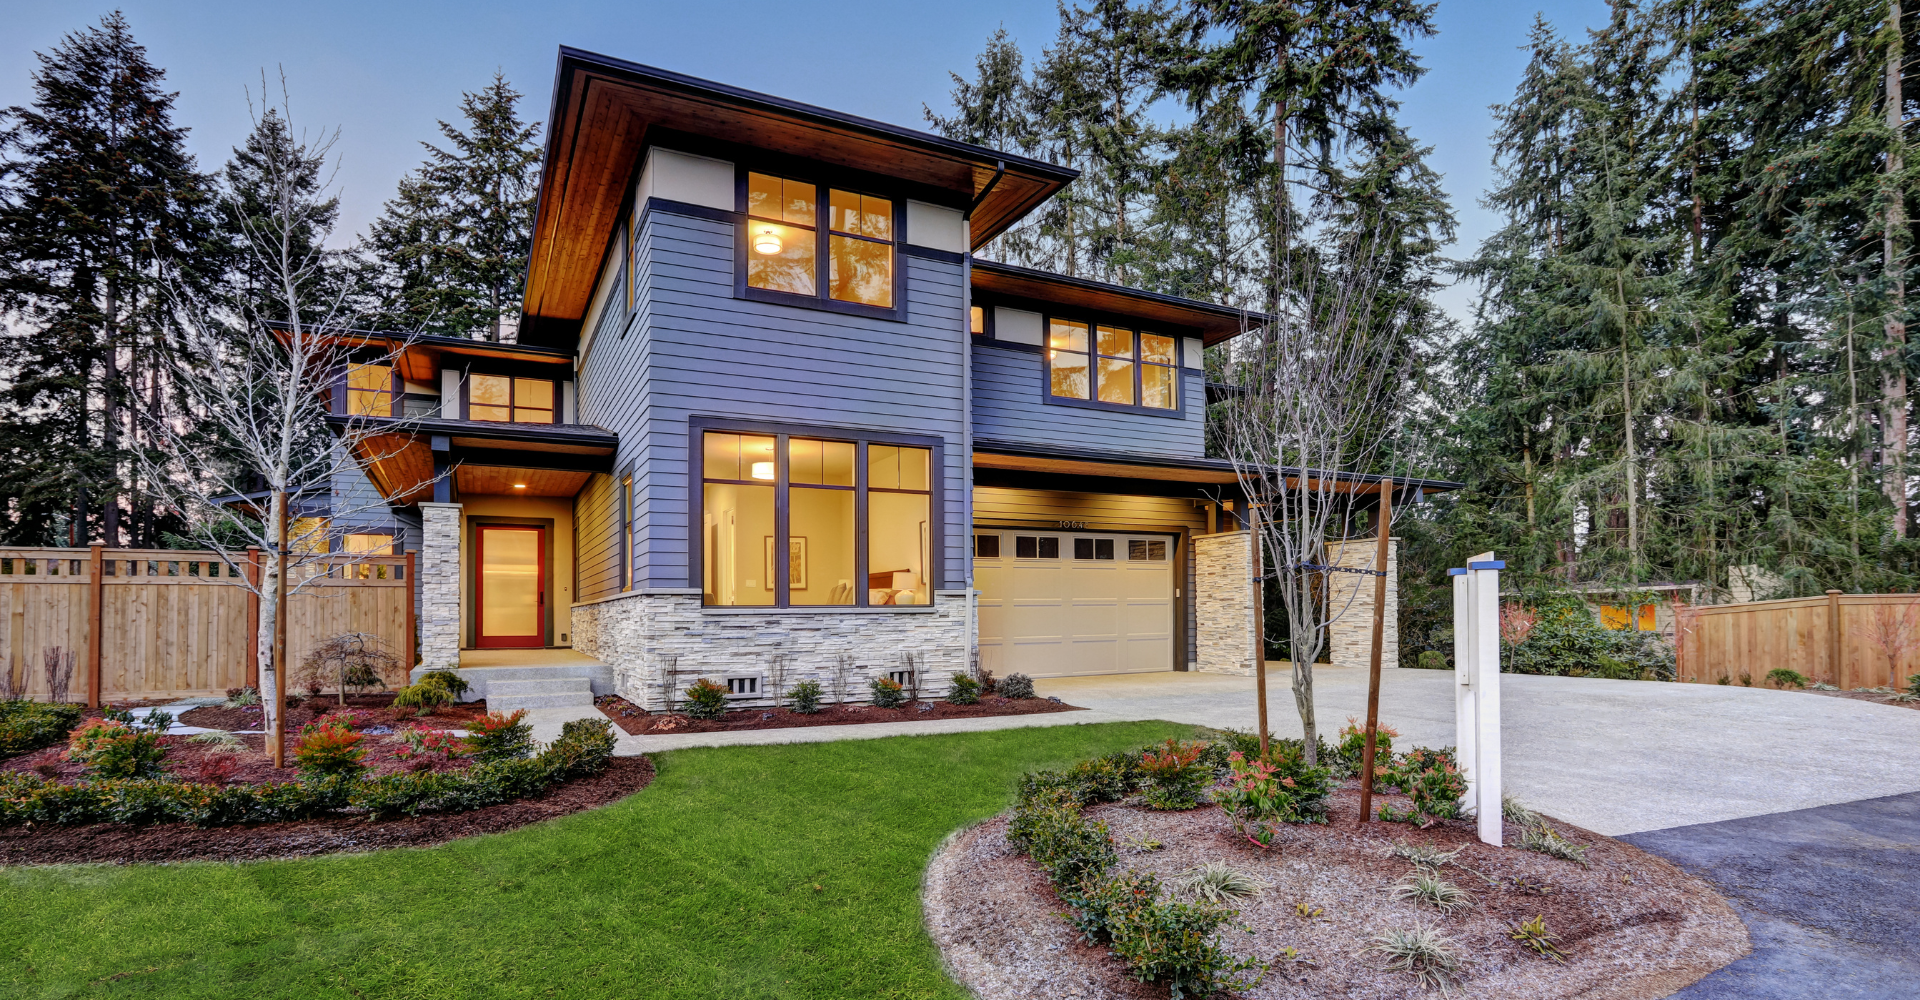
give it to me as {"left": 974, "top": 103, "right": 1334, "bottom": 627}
{"left": 477, "top": 525, "right": 545, "bottom": 648}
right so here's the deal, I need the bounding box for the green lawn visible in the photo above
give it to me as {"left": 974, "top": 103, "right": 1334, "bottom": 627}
{"left": 1, "top": 720, "right": 1189, "bottom": 999}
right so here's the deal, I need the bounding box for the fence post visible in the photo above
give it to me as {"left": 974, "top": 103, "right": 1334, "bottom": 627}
{"left": 246, "top": 548, "right": 262, "bottom": 691}
{"left": 1826, "top": 589, "right": 1843, "bottom": 686}
{"left": 405, "top": 550, "right": 417, "bottom": 670}
{"left": 87, "top": 545, "right": 104, "bottom": 708}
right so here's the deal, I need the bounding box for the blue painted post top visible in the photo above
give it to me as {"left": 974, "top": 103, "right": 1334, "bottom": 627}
{"left": 1468, "top": 560, "right": 1506, "bottom": 570}
{"left": 1446, "top": 568, "right": 1467, "bottom": 576}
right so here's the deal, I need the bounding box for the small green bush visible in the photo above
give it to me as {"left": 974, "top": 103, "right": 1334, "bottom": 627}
{"left": 1083, "top": 871, "right": 1267, "bottom": 999}
{"left": 464, "top": 709, "right": 535, "bottom": 763}
{"left": 1767, "top": 668, "right": 1807, "bottom": 689}
{"left": 682, "top": 678, "right": 728, "bottom": 720}
{"left": 1518, "top": 824, "right": 1591, "bottom": 866}
{"left": 1378, "top": 747, "right": 1468, "bottom": 827}
{"left": 0, "top": 701, "right": 83, "bottom": 759}
{"left": 869, "top": 676, "right": 905, "bottom": 708}
{"left": 418, "top": 670, "right": 471, "bottom": 700}
{"left": 64, "top": 719, "right": 169, "bottom": 780}
{"left": 1136, "top": 738, "right": 1208, "bottom": 810}
{"left": 998, "top": 672, "right": 1036, "bottom": 699}
{"left": 1064, "top": 752, "right": 1142, "bottom": 804}
{"left": 1502, "top": 594, "right": 1676, "bottom": 680}
{"left": 947, "top": 672, "right": 980, "bottom": 705}
{"left": 1007, "top": 786, "right": 1116, "bottom": 888}
{"left": 1214, "top": 748, "right": 1333, "bottom": 845}
{"left": 788, "top": 679, "right": 823, "bottom": 714}
{"left": 292, "top": 722, "right": 366, "bottom": 777}
{"left": 392, "top": 681, "right": 454, "bottom": 714}
{"left": 1414, "top": 650, "right": 1448, "bottom": 670}
{"left": 1908, "top": 673, "right": 1920, "bottom": 697}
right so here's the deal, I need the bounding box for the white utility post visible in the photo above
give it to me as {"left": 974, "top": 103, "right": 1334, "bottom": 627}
{"left": 1451, "top": 551, "right": 1504, "bottom": 846}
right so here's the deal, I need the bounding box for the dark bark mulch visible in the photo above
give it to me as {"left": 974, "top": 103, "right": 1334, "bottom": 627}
{"left": 1803, "top": 687, "right": 1920, "bottom": 711}
{"left": 594, "top": 694, "right": 1084, "bottom": 735}
{"left": 0, "top": 755, "right": 655, "bottom": 866}
{"left": 178, "top": 696, "right": 491, "bottom": 732}
{"left": 6, "top": 730, "right": 481, "bottom": 787}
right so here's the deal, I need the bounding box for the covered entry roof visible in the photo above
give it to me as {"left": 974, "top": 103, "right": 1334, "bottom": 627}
{"left": 522, "top": 47, "right": 1079, "bottom": 348}
{"left": 972, "top": 441, "right": 1463, "bottom": 496}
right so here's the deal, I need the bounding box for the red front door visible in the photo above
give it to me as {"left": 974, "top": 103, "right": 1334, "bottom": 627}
{"left": 476, "top": 525, "right": 545, "bottom": 648}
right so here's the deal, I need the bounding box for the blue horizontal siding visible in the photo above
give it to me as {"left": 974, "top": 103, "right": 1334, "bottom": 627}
{"left": 578, "top": 206, "right": 969, "bottom": 592}
{"left": 970, "top": 343, "right": 1206, "bottom": 460}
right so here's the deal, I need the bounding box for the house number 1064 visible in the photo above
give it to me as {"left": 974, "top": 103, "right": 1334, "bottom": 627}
{"left": 1057, "top": 520, "right": 1087, "bottom": 529}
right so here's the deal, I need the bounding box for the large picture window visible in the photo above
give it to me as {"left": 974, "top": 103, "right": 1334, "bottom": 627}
{"left": 700, "top": 428, "right": 933, "bottom": 608}
{"left": 1046, "top": 318, "right": 1178, "bottom": 412}
{"left": 743, "top": 170, "right": 896, "bottom": 311}
{"left": 469, "top": 374, "right": 555, "bottom": 424}
{"left": 344, "top": 363, "right": 394, "bottom": 417}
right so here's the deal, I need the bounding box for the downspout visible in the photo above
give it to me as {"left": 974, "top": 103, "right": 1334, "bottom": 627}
{"left": 963, "top": 177, "right": 994, "bottom": 677}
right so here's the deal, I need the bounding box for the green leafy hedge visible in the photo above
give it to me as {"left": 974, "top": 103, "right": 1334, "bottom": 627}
{"left": 1502, "top": 595, "right": 1675, "bottom": 680}
{"left": 0, "top": 717, "right": 617, "bottom": 828}
{"left": 0, "top": 701, "right": 83, "bottom": 759}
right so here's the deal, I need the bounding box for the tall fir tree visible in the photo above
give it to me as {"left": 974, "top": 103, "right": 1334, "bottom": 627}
{"left": 0, "top": 12, "right": 211, "bottom": 546}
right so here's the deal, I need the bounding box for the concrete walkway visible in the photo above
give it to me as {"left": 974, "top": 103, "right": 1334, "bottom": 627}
{"left": 613, "top": 667, "right": 1920, "bottom": 837}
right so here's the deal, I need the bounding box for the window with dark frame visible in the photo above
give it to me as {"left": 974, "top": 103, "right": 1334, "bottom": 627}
{"left": 1013, "top": 536, "right": 1060, "bottom": 559}
{"left": 974, "top": 533, "right": 999, "bottom": 558}
{"left": 469, "top": 374, "right": 556, "bottom": 424}
{"left": 700, "top": 428, "right": 933, "bottom": 609}
{"left": 744, "top": 170, "right": 896, "bottom": 310}
{"left": 344, "top": 363, "right": 395, "bottom": 417}
{"left": 1045, "top": 317, "right": 1179, "bottom": 412}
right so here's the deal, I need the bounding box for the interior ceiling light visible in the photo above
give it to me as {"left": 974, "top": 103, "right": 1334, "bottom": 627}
{"left": 750, "top": 461, "right": 776, "bottom": 481}
{"left": 752, "top": 227, "right": 782, "bottom": 255}
{"left": 513, "top": 483, "right": 527, "bottom": 489}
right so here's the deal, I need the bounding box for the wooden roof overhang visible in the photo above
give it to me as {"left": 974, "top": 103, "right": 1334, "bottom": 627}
{"left": 972, "top": 441, "right": 1461, "bottom": 498}
{"left": 326, "top": 415, "right": 618, "bottom": 504}
{"left": 292, "top": 328, "right": 577, "bottom": 383}
{"left": 970, "top": 260, "right": 1270, "bottom": 348}
{"left": 521, "top": 47, "right": 1079, "bottom": 348}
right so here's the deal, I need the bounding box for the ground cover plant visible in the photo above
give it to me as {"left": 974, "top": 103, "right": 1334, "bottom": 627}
{"left": 0, "top": 720, "right": 1190, "bottom": 998}
{"left": 590, "top": 688, "right": 1078, "bottom": 735}
{"left": 0, "top": 701, "right": 82, "bottom": 758}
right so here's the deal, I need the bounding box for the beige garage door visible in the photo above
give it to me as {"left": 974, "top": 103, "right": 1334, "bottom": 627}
{"left": 974, "top": 530, "right": 1175, "bottom": 678}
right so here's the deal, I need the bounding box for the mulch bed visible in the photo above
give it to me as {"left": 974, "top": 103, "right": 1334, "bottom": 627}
{"left": 0, "top": 755, "right": 655, "bottom": 865}
{"left": 594, "top": 693, "right": 1084, "bottom": 735}
{"left": 1803, "top": 687, "right": 1920, "bottom": 711}
{"left": 926, "top": 782, "right": 1749, "bottom": 1000}
{"left": 177, "top": 695, "right": 491, "bottom": 732}
{"left": 6, "top": 729, "right": 480, "bottom": 787}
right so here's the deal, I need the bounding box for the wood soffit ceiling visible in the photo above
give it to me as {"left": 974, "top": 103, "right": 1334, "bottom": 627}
{"left": 971, "top": 263, "right": 1266, "bottom": 347}
{"left": 525, "top": 49, "right": 1075, "bottom": 325}
{"left": 456, "top": 466, "right": 591, "bottom": 498}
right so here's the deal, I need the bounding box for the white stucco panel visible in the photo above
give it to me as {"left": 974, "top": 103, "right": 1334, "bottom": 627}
{"left": 906, "top": 200, "right": 967, "bottom": 254}
{"left": 1182, "top": 336, "right": 1205, "bottom": 369}
{"left": 995, "top": 307, "right": 1044, "bottom": 346}
{"left": 637, "top": 148, "right": 735, "bottom": 212}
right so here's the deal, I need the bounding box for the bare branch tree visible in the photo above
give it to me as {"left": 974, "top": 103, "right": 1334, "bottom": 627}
{"left": 138, "top": 76, "right": 440, "bottom": 764}
{"left": 1852, "top": 597, "right": 1920, "bottom": 689}
{"left": 1214, "top": 235, "right": 1408, "bottom": 764}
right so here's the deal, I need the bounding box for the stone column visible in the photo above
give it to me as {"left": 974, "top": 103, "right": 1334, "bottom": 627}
{"left": 1193, "top": 530, "right": 1256, "bottom": 675}
{"left": 1326, "top": 537, "right": 1398, "bottom": 669}
{"left": 418, "top": 502, "right": 463, "bottom": 671}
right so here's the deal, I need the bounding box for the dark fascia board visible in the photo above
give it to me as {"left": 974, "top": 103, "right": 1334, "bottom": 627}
{"left": 323, "top": 414, "right": 617, "bottom": 452}
{"left": 970, "top": 259, "right": 1271, "bottom": 346}
{"left": 547, "top": 46, "right": 1076, "bottom": 193}
{"left": 264, "top": 321, "right": 577, "bottom": 365}
{"left": 972, "top": 439, "right": 1462, "bottom": 494}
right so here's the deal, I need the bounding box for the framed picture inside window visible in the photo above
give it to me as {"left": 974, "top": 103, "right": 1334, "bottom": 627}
{"left": 764, "top": 535, "right": 808, "bottom": 591}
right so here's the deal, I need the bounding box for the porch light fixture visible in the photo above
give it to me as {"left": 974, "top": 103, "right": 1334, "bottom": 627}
{"left": 750, "top": 461, "right": 775, "bottom": 481}
{"left": 513, "top": 483, "right": 527, "bottom": 489}
{"left": 752, "top": 227, "right": 782, "bottom": 255}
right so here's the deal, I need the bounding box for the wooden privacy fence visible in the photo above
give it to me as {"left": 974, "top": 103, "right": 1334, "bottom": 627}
{"left": 0, "top": 546, "right": 415, "bottom": 704}
{"left": 1676, "top": 590, "right": 1920, "bottom": 689}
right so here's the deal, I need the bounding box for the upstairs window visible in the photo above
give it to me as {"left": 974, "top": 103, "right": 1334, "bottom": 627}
{"left": 345, "top": 364, "right": 393, "bottom": 417}
{"left": 469, "top": 375, "right": 555, "bottom": 424}
{"left": 744, "top": 170, "right": 896, "bottom": 312}
{"left": 1046, "top": 318, "right": 1178, "bottom": 412}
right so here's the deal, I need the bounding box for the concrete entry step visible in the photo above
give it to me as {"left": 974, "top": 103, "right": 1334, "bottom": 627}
{"left": 412, "top": 649, "right": 614, "bottom": 706}
{"left": 486, "top": 677, "right": 596, "bottom": 712}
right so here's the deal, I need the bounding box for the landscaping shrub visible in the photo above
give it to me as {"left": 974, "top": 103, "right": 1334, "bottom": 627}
{"left": 1008, "top": 785, "right": 1117, "bottom": 887}
{"left": 1137, "top": 738, "right": 1208, "bottom": 810}
{"left": 394, "top": 726, "right": 467, "bottom": 764}
{"left": 392, "top": 681, "right": 454, "bottom": 715}
{"left": 1369, "top": 925, "right": 1463, "bottom": 992}
{"left": 1214, "top": 749, "right": 1333, "bottom": 845}
{"left": 998, "top": 672, "right": 1035, "bottom": 699}
{"left": 788, "top": 679, "right": 823, "bottom": 714}
{"left": 946, "top": 671, "right": 980, "bottom": 705}
{"left": 869, "top": 676, "right": 905, "bottom": 708}
{"left": 1378, "top": 747, "right": 1467, "bottom": 827}
{"left": 292, "top": 722, "right": 367, "bottom": 778}
{"left": 1065, "top": 752, "right": 1143, "bottom": 804}
{"left": 1415, "top": 650, "right": 1448, "bottom": 670}
{"left": 0, "top": 714, "right": 616, "bottom": 828}
{"left": 223, "top": 685, "right": 260, "bottom": 706}
{"left": 189, "top": 754, "right": 240, "bottom": 786}
{"left": 1337, "top": 717, "right": 1398, "bottom": 771}
{"left": 419, "top": 670, "right": 471, "bottom": 700}
{"left": 682, "top": 678, "right": 729, "bottom": 720}
{"left": 1171, "top": 861, "right": 1269, "bottom": 903}
{"left": 1501, "top": 594, "right": 1675, "bottom": 680}
{"left": 0, "top": 701, "right": 83, "bottom": 759}
{"left": 465, "top": 710, "right": 535, "bottom": 763}
{"left": 1766, "top": 668, "right": 1807, "bottom": 689}
{"left": 64, "top": 719, "right": 168, "bottom": 779}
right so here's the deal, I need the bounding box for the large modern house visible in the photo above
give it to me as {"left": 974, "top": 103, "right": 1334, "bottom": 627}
{"left": 329, "top": 48, "right": 1451, "bottom": 708}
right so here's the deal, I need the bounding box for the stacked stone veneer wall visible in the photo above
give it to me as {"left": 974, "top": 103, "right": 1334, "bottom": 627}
{"left": 1193, "top": 531, "right": 1256, "bottom": 675}
{"left": 418, "top": 502, "right": 463, "bottom": 672}
{"left": 1325, "top": 537, "right": 1398, "bottom": 670}
{"left": 571, "top": 590, "right": 971, "bottom": 710}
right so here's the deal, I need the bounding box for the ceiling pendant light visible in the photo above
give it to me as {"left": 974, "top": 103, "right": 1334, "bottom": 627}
{"left": 750, "top": 461, "right": 775, "bottom": 481}
{"left": 753, "top": 227, "right": 783, "bottom": 255}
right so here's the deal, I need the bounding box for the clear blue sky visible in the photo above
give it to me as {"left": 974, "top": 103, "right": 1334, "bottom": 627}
{"left": 0, "top": 0, "right": 1611, "bottom": 326}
